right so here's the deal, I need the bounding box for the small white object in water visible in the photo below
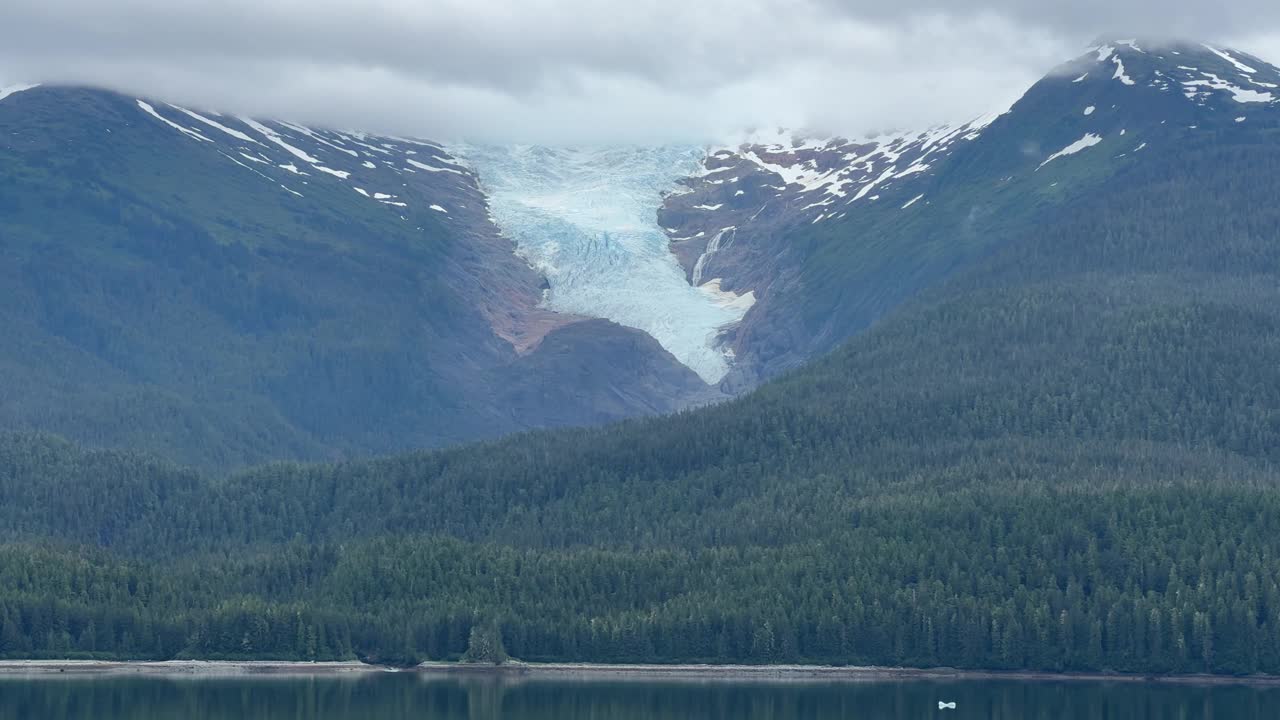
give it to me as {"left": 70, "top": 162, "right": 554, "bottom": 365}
{"left": 939, "top": 700, "right": 957, "bottom": 710}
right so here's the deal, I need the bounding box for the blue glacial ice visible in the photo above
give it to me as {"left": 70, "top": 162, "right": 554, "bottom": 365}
{"left": 457, "top": 144, "right": 752, "bottom": 384}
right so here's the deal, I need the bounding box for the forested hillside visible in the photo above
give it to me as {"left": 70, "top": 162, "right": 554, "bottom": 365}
{"left": 3, "top": 125, "right": 1280, "bottom": 674}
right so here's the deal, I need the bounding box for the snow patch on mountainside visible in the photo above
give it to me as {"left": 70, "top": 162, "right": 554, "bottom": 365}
{"left": 407, "top": 158, "right": 465, "bottom": 175}
{"left": 671, "top": 114, "right": 995, "bottom": 231}
{"left": 0, "top": 83, "right": 39, "bottom": 103}
{"left": 131, "top": 100, "right": 471, "bottom": 215}
{"left": 240, "top": 117, "right": 319, "bottom": 163}
{"left": 458, "top": 144, "right": 751, "bottom": 383}
{"left": 1112, "top": 57, "right": 1136, "bottom": 85}
{"left": 1039, "top": 133, "right": 1103, "bottom": 169}
{"left": 138, "top": 101, "right": 213, "bottom": 143}
{"left": 172, "top": 106, "right": 260, "bottom": 144}
{"left": 1204, "top": 45, "right": 1257, "bottom": 74}
{"left": 1183, "top": 73, "right": 1273, "bottom": 103}
{"left": 1082, "top": 39, "right": 1280, "bottom": 109}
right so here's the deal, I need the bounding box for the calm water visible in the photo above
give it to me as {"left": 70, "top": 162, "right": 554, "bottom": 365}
{"left": 0, "top": 673, "right": 1277, "bottom": 720}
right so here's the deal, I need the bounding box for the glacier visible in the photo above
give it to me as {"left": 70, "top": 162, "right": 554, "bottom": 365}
{"left": 458, "top": 144, "right": 752, "bottom": 384}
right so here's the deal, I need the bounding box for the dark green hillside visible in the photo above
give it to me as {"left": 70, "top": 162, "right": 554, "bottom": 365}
{"left": 4, "top": 116, "right": 1280, "bottom": 673}
{"left": 2, "top": 443, "right": 1280, "bottom": 674}
{"left": 739, "top": 39, "right": 1280, "bottom": 378}
{"left": 13, "top": 128, "right": 1280, "bottom": 554}
{"left": 0, "top": 86, "right": 707, "bottom": 470}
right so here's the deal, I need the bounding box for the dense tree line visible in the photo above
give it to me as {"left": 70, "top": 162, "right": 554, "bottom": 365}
{"left": 3, "top": 266, "right": 1280, "bottom": 674}
{"left": 4, "top": 120, "right": 1280, "bottom": 674}
{"left": 4, "top": 479, "right": 1280, "bottom": 674}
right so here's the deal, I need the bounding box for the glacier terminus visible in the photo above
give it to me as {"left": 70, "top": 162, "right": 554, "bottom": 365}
{"left": 457, "top": 144, "right": 755, "bottom": 384}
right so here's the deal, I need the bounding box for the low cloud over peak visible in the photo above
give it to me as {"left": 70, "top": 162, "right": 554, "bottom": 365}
{"left": 2, "top": 0, "right": 1278, "bottom": 143}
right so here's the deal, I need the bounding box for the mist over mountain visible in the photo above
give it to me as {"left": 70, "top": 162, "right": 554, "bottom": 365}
{"left": 5, "top": 0, "right": 1280, "bottom": 144}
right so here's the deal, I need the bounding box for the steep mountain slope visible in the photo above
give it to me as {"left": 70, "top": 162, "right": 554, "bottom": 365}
{"left": 3, "top": 38, "right": 1280, "bottom": 672}
{"left": 0, "top": 85, "right": 710, "bottom": 469}
{"left": 668, "top": 38, "right": 1280, "bottom": 385}
{"left": 5, "top": 40, "right": 1275, "bottom": 466}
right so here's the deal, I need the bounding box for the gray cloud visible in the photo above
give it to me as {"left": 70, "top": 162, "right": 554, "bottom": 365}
{"left": 817, "top": 0, "right": 1280, "bottom": 37}
{"left": 1, "top": 0, "right": 1278, "bottom": 143}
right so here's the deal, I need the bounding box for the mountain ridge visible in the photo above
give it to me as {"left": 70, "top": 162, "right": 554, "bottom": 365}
{"left": 2, "top": 36, "right": 1278, "bottom": 465}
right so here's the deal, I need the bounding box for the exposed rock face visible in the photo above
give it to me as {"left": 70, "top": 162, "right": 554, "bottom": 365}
{"left": 495, "top": 319, "right": 720, "bottom": 425}
{"left": 423, "top": 160, "right": 579, "bottom": 356}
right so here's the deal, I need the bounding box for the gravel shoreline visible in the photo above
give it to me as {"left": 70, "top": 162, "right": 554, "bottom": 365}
{"left": 3, "top": 660, "right": 1279, "bottom": 686}
{"left": 418, "top": 661, "right": 1280, "bottom": 686}
{"left": 0, "top": 660, "right": 387, "bottom": 676}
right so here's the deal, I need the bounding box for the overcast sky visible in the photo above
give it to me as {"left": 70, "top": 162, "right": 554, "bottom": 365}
{"left": 2, "top": 0, "right": 1279, "bottom": 143}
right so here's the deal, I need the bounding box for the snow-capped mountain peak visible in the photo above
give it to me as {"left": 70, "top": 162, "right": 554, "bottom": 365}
{"left": 1065, "top": 37, "right": 1280, "bottom": 108}
{"left": 655, "top": 113, "right": 1002, "bottom": 323}
{"left": 689, "top": 115, "right": 1000, "bottom": 225}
